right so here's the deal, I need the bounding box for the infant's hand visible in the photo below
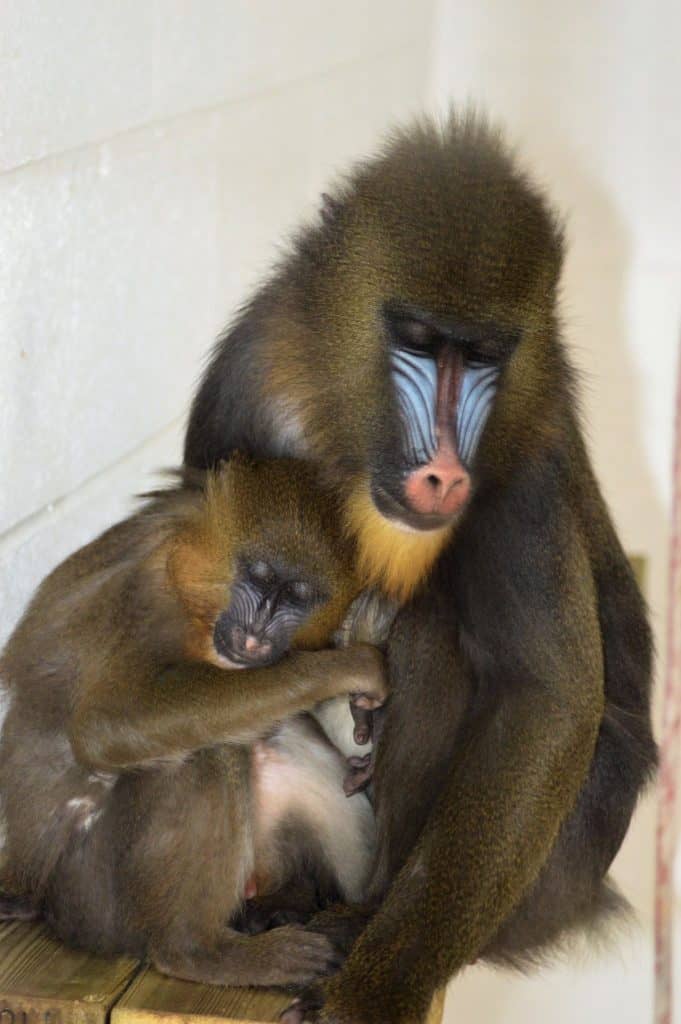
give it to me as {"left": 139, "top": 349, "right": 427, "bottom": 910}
{"left": 343, "top": 752, "right": 374, "bottom": 796}
{"left": 343, "top": 643, "right": 388, "bottom": 708}
{"left": 349, "top": 700, "right": 373, "bottom": 746}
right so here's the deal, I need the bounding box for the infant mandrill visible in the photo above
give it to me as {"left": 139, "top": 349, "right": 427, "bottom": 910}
{"left": 0, "top": 457, "right": 388, "bottom": 988}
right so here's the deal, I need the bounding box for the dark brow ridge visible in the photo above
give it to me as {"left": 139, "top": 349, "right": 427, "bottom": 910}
{"left": 382, "top": 301, "right": 521, "bottom": 351}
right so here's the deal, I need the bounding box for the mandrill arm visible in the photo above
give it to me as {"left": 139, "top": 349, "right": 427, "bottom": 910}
{"left": 69, "top": 645, "right": 385, "bottom": 772}
{"left": 289, "top": 499, "right": 605, "bottom": 1024}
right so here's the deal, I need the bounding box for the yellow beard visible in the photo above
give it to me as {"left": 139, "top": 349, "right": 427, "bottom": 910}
{"left": 344, "top": 484, "right": 452, "bottom": 603}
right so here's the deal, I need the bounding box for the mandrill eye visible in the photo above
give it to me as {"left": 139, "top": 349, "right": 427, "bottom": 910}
{"left": 249, "top": 560, "right": 274, "bottom": 584}
{"left": 385, "top": 312, "right": 438, "bottom": 355}
{"left": 285, "top": 580, "right": 313, "bottom": 604}
{"left": 400, "top": 321, "right": 435, "bottom": 352}
{"left": 462, "top": 348, "right": 500, "bottom": 369}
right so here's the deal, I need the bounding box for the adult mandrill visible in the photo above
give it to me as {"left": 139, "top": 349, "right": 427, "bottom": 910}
{"left": 185, "top": 115, "right": 656, "bottom": 1023}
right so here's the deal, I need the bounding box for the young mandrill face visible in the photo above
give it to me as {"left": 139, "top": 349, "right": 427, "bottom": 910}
{"left": 212, "top": 555, "right": 325, "bottom": 668}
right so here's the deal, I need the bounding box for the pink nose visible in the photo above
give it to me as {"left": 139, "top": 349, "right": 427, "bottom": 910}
{"left": 231, "top": 625, "right": 272, "bottom": 659}
{"left": 244, "top": 634, "right": 270, "bottom": 655}
{"left": 404, "top": 453, "right": 470, "bottom": 518}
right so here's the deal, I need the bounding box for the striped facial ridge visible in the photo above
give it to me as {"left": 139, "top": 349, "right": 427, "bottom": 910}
{"left": 225, "top": 578, "right": 304, "bottom": 635}
{"left": 456, "top": 362, "right": 500, "bottom": 467}
{"left": 390, "top": 348, "right": 499, "bottom": 471}
{"left": 213, "top": 562, "right": 318, "bottom": 668}
{"left": 390, "top": 348, "right": 438, "bottom": 466}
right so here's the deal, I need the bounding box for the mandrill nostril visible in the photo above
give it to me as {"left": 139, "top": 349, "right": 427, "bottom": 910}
{"left": 403, "top": 456, "right": 471, "bottom": 520}
{"left": 230, "top": 629, "right": 273, "bottom": 661}
{"left": 244, "top": 634, "right": 272, "bottom": 656}
{"left": 218, "top": 620, "right": 275, "bottom": 664}
{"left": 423, "top": 470, "right": 465, "bottom": 497}
{"left": 230, "top": 624, "right": 246, "bottom": 651}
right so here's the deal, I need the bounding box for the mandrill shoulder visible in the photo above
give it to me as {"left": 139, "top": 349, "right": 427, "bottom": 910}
{"left": 184, "top": 295, "right": 310, "bottom": 469}
{"left": 412, "top": 451, "right": 602, "bottom": 665}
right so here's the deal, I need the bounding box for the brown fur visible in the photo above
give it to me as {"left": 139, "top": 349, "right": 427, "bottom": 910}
{"left": 184, "top": 113, "right": 656, "bottom": 1023}
{"left": 0, "top": 457, "right": 386, "bottom": 988}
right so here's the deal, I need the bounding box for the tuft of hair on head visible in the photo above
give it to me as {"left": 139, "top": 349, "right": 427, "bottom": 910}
{"left": 319, "top": 191, "right": 342, "bottom": 226}
{"left": 138, "top": 465, "right": 207, "bottom": 500}
{"left": 298, "top": 107, "right": 566, "bottom": 325}
{"left": 201, "top": 456, "right": 243, "bottom": 532}
{"left": 343, "top": 481, "right": 452, "bottom": 604}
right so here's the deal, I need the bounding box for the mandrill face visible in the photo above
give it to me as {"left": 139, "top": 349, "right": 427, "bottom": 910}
{"left": 370, "top": 301, "right": 518, "bottom": 532}
{"left": 186, "top": 118, "right": 565, "bottom": 556}
{"left": 257, "top": 122, "right": 564, "bottom": 539}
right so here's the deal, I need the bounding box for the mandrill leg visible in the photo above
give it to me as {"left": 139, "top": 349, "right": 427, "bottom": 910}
{"left": 152, "top": 924, "right": 340, "bottom": 989}
{"left": 302, "top": 903, "right": 374, "bottom": 959}
{"left": 232, "top": 876, "right": 326, "bottom": 934}
{"left": 117, "top": 746, "right": 341, "bottom": 989}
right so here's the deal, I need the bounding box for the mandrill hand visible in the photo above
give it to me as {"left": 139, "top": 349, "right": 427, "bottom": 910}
{"left": 342, "top": 643, "right": 389, "bottom": 709}
{"left": 279, "top": 989, "right": 323, "bottom": 1024}
{"left": 279, "top": 922, "right": 438, "bottom": 1024}
{"left": 343, "top": 753, "right": 373, "bottom": 797}
{"left": 280, "top": 986, "right": 348, "bottom": 1024}
{"left": 348, "top": 700, "right": 374, "bottom": 747}
{"left": 336, "top": 590, "right": 395, "bottom": 748}
{"left": 345, "top": 699, "right": 386, "bottom": 795}
{"left": 281, "top": 985, "right": 433, "bottom": 1024}
{"left": 279, "top": 986, "right": 373, "bottom": 1024}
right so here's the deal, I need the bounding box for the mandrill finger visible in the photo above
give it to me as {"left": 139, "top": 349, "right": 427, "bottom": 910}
{"left": 280, "top": 986, "right": 325, "bottom": 1023}
{"left": 343, "top": 753, "right": 373, "bottom": 796}
{"left": 349, "top": 702, "right": 373, "bottom": 745}
{"left": 279, "top": 1003, "right": 305, "bottom": 1024}
{"left": 349, "top": 691, "right": 384, "bottom": 711}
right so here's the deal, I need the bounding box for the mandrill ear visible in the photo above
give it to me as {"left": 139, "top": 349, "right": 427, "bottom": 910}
{"left": 319, "top": 192, "right": 342, "bottom": 226}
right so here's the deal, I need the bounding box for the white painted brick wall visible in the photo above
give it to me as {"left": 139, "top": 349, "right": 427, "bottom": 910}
{"left": 0, "top": 2, "right": 433, "bottom": 648}
{"left": 1, "top": 1, "right": 155, "bottom": 173}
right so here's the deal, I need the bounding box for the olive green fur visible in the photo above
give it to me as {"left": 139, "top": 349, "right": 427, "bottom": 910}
{"left": 185, "top": 113, "right": 655, "bottom": 1024}
{"left": 0, "top": 458, "right": 385, "bottom": 988}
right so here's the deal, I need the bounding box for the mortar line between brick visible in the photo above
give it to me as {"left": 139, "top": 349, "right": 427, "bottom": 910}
{"left": 1, "top": 40, "right": 422, "bottom": 178}
{"left": 0, "top": 415, "right": 184, "bottom": 551}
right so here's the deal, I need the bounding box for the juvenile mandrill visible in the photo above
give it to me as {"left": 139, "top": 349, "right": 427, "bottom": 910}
{"left": 0, "top": 458, "right": 393, "bottom": 988}
{"left": 185, "top": 115, "right": 656, "bottom": 1023}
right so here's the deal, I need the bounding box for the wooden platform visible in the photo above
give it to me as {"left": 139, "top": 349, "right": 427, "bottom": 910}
{"left": 0, "top": 921, "right": 445, "bottom": 1024}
